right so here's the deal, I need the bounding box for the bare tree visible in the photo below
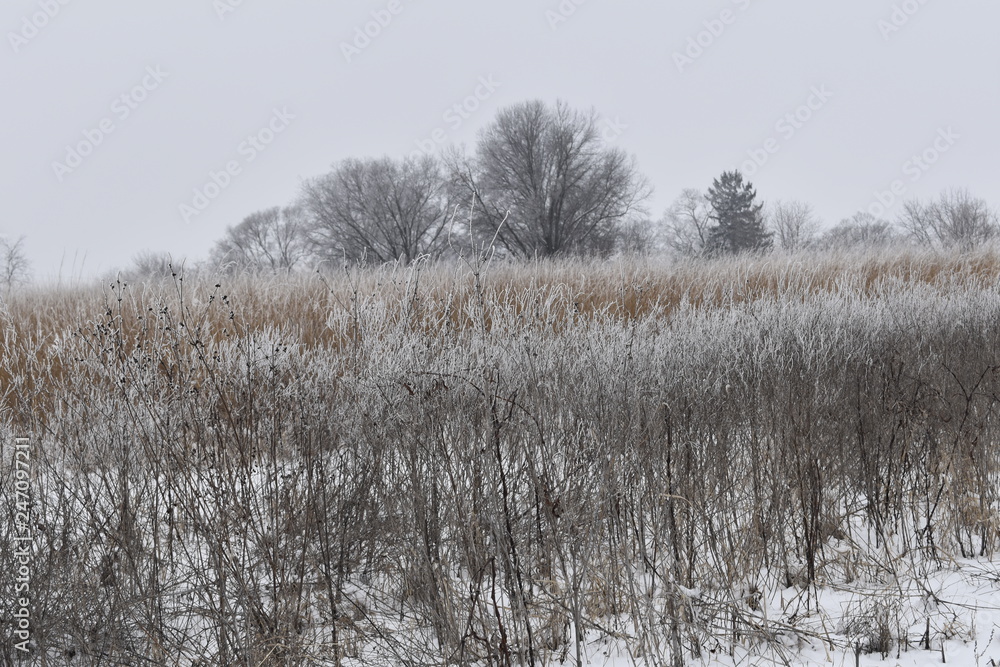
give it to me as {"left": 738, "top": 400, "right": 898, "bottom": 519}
{"left": 661, "top": 188, "right": 712, "bottom": 256}
{"left": 613, "top": 218, "right": 658, "bottom": 256}
{"left": 211, "top": 206, "right": 309, "bottom": 273}
{"left": 301, "top": 155, "right": 455, "bottom": 265}
{"left": 819, "top": 211, "right": 897, "bottom": 250}
{"left": 122, "top": 250, "right": 181, "bottom": 280}
{"left": 897, "top": 189, "right": 998, "bottom": 250}
{"left": 452, "top": 100, "right": 650, "bottom": 257}
{"left": 0, "top": 235, "right": 31, "bottom": 288}
{"left": 766, "top": 200, "right": 820, "bottom": 251}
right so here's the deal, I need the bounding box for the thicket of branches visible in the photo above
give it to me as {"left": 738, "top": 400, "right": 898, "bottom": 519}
{"left": 2, "top": 249, "right": 1000, "bottom": 664}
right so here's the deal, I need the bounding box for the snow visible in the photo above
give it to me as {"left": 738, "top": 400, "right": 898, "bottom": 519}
{"left": 335, "top": 554, "right": 1000, "bottom": 666}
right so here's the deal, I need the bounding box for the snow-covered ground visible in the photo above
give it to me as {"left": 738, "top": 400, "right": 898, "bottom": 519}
{"left": 337, "top": 554, "right": 1000, "bottom": 666}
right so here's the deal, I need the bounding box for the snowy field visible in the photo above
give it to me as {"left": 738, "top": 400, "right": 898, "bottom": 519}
{"left": 2, "top": 252, "right": 1000, "bottom": 665}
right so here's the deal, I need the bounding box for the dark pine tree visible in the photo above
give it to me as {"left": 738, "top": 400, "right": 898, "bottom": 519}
{"left": 705, "top": 171, "right": 772, "bottom": 254}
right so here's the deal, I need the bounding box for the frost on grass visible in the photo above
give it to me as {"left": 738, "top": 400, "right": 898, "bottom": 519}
{"left": 0, "top": 248, "right": 999, "bottom": 665}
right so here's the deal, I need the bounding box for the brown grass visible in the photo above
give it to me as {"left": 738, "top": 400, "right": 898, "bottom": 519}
{"left": 2, "top": 246, "right": 1000, "bottom": 664}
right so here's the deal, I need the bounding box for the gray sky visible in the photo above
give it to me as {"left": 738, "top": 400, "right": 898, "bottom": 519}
{"left": 3, "top": 1, "right": 998, "bottom": 280}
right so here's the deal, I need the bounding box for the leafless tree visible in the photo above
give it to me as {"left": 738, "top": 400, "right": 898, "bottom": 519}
{"left": 819, "top": 211, "right": 898, "bottom": 250}
{"left": 301, "top": 155, "right": 455, "bottom": 265}
{"left": 613, "top": 218, "right": 658, "bottom": 255}
{"left": 766, "top": 200, "right": 820, "bottom": 251}
{"left": 129, "top": 250, "right": 175, "bottom": 278}
{"left": 661, "top": 188, "right": 712, "bottom": 256}
{"left": 0, "top": 235, "right": 31, "bottom": 288}
{"left": 451, "top": 100, "right": 650, "bottom": 257}
{"left": 897, "top": 189, "right": 998, "bottom": 250}
{"left": 211, "top": 206, "right": 309, "bottom": 273}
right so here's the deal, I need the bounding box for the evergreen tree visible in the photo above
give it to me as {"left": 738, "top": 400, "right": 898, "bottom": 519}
{"left": 705, "top": 171, "right": 772, "bottom": 254}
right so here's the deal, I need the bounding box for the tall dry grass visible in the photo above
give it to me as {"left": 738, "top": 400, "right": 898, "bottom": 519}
{"left": 1, "top": 246, "right": 999, "bottom": 665}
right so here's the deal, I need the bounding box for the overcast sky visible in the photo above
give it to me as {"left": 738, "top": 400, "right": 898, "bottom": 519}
{"left": 3, "top": 1, "right": 998, "bottom": 280}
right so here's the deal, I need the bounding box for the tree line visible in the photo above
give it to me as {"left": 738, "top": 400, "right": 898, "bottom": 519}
{"left": 9, "top": 98, "right": 998, "bottom": 283}
{"left": 663, "top": 184, "right": 1000, "bottom": 257}
{"left": 193, "top": 95, "right": 997, "bottom": 275}
{"left": 205, "top": 99, "right": 652, "bottom": 275}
